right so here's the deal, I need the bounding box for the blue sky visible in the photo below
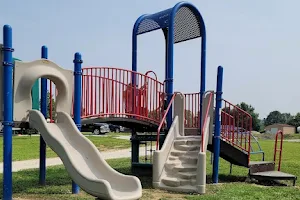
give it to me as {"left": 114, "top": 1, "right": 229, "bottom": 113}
{"left": 1, "top": 0, "right": 300, "bottom": 119}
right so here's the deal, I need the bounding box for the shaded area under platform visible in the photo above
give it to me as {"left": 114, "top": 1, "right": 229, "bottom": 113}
{"left": 81, "top": 117, "right": 161, "bottom": 132}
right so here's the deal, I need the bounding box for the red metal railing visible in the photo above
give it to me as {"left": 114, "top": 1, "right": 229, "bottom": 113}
{"left": 81, "top": 67, "right": 165, "bottom": 123}
{"left": 274, "top": 130, "right": 283, "bottom": 171}
{"left": 201, "top": 92, "right": 213, "bottom": 152}
{"left": 156, "top": 93, "right": 177, "bottom": 150}
{"left": 221, "top": 99, "right": 252, "bottom": 164}
{"left": 184, "top": 92, "right": 200, "bottom": 128}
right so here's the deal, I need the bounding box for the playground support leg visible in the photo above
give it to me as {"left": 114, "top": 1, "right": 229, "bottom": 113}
{"left": 212, "top": 66, "right": 223, "bottom": 184}
{"left": 131, "top": 130, "right": 139, "bottom": 164}
{"left": 2, "top": 25, "right": 14, "bottom": 200}
{"left": 40, "top": 45, "right": 48, "bottom": 186}
{"left": 72, "top": 52, "right": 82, "bottom": 194}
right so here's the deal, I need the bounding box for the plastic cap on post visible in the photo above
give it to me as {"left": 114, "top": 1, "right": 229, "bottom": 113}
{"left": 3, "top": 25, "right": 13, "bottom": 48}
{"left": 74, "top": 52, "right": 82, "bottom": 61}
{"left": 41, "top": 46, "right": 48, "bottom": 59}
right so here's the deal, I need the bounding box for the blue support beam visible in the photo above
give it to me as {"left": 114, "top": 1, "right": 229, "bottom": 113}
{"left": 72, "top": 52, "right": 82, "bottom": 194}
{"left": 212, "top": 66, "right": 223, "bottom": 184}
{"left": 40, "top": 45, "right": 48, "bottom": 185}
{"left": 2, "top": 24, "right": 14, "bottom": 200}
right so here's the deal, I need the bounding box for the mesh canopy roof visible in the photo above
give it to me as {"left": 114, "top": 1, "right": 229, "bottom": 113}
{"left": 136, "top": 5, "right": 202, "bottom": 43}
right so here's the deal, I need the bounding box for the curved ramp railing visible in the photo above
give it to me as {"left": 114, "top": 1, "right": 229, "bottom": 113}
{"left": 46, "top": 68, "right": 165, "bottom": 125}
{"left": 81, "top": 67, "right": 165, "bottom": 123}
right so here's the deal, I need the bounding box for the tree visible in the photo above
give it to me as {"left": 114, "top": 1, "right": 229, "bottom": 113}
{"left": 40, "top": 91, "right": 56, "bottom": 120}
{"left": 264, "top": 111, "right": 286, "bottom": 126}
{"left": 287, "top": 113, "right": 300, "bottom": 128}
{"left": 222, "top": 102, "right": 260, "bottom": 131}
{"left": 236, "top": 102, "right": 260, "bottom": 131}
{"left": 282, "top": 113, "right": 293, "bottom": 123}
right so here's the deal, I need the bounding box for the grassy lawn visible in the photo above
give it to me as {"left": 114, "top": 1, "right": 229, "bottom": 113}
{"left": 0, "top": 139, "right": 299, "bottom": 199}
{"left": 253, "top": 132, "right": 300, "bottom": 140}
{"left": 0, "top": 133, "right": 131, "bottom": 162}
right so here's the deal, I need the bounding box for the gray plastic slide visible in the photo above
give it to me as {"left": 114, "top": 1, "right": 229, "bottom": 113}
{"left": 11, "top": 59, "right": 142, "bottom": 200}
{"left": 29, "top": 110, "right": 142, "bottom": 200}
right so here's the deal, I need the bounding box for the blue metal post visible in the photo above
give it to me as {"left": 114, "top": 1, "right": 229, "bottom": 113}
{"left": 199, "top": 32, "right": 206, "bottom": 135}
{"left": 72, "top": 52, "right": 82, "bottom": 194}
{"left": 131, "top": 21, "right": 141, "bottom": 164}
{"left": 212, "top": 66, "right": 223, "bottom": 184}
{"left": 2, "top": 24, "right": 14, "bottom": 200}
{"left": 40, "top": 46, "right": 48, "bottom": 185}
{"left": 166, "top": 20, "right": 174, "bottom": 130}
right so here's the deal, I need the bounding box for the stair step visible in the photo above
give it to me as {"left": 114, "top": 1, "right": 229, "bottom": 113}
{"left": 174, "top": 138, "right": 201, "bottom": 146}
{"left": 178, "top": 171, "right": 197, "bottom": 179}
{"left": 174, "top": 163, "right": 197, "bottom": 172}
{"left": 170, "top": 150, "right": 199, "bottom": 157}
{"left": 176, "top": 136, "right": 201, "bottom": 140}
{"left": 168, "top": 156, "right": 198, "bottom": 164}
{"left": 249, "top": 161, "right": 275, "bottom": 173}
{"left": 174, "top": 144, "right": 200, "bottom": 151}
{"left": 161, "top": 176, "right": 197, "bottom": 187}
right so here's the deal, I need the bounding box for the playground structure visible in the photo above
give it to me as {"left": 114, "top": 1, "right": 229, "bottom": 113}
{"left": 1, "top": 1, "right": 298, "bottom": 200}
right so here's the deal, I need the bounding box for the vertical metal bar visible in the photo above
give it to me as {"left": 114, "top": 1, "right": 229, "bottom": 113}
{"left": 40, "top": 45, "right": 48, "bottom": 186}
{"left": 72, "top": 52, "right": 82, "bottom": 194}
{"left": 166, "top": 19, "right": 175, "bottom": 130}
{"left": 212, "top": 66, "right": 223, "bottom": 184}
{"left": 199, "top": 26, "right": 207, "bottom": 135}
{"left": 2, "top": 24, "right": 14, "bottom": 200}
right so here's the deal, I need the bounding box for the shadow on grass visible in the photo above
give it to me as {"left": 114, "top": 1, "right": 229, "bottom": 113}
{"left": 0, "top": 167, "right": 73, "bottom": 196}
{"left": 0, "top": 159, "right": 285, "bottom": 198}
{"left": 207, "top": 174, "right": 247, "bottom": 184}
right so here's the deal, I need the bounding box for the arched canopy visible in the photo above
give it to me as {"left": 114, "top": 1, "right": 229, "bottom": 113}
{"left": 133, "top": 3, "right": 205, "bottom": 43}
{"left": 132, "top": 1, "right": 206, "bottom": 131}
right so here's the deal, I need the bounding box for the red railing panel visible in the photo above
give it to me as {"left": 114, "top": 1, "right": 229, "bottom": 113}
{"left": 221, "top": 99, "right": 252, "bottom": 163}
{"left": 184, "top": 92, "right": 200, "bottom": 128}
{"left": 81, "top": 67, "right": 165, "bottom": 123}
{"left": 274, "top": 130, "right": 284, "bottom": 171}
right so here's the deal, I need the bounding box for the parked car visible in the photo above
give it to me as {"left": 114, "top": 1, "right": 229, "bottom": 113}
{"left": 108, "top": 124, "right": 124, "bottom": 133}
{"left": 81, "top": 123, "right": 110, "bottom": 135}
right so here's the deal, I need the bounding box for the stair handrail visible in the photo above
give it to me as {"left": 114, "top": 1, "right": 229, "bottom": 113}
{"left": 230, "top": 131, "right": 265, "bottom": 161}
{"left": 249, "top": 133, "right": 265, "bottom": 161}
{"left": 274, "top": 130, "right": 284, "bottom": 171}
{"left": 156, "top": 93, "right": 177, "bottom": 150}
{"left": 201, "top": 92, "right": 214, "bottom": 152}
{"left": 221, "top": 99, "right": 252, "bottom": 164}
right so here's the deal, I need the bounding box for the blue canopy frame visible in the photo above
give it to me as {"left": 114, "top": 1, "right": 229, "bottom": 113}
{"left": 132, "top": 1, "right": 206, "bottom": 132}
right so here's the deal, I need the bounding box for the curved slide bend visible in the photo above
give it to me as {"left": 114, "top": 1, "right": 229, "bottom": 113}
{"left": 29, "top": 110, "right": 142, "bottom": 200}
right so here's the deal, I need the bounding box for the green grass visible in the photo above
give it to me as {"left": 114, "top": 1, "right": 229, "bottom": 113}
{"left": 1, "top": 139, "right": 300, "bottom": 199}
{"left": 0, "top": 133, "right": 131, "bottom": 162}
{"left": 253, "top": 133, "right": 300, "bottom": 140}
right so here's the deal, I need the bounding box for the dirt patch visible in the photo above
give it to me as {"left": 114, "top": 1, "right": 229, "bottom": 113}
{"left": 142, "top": 188, "right": 190, "bottom": 200}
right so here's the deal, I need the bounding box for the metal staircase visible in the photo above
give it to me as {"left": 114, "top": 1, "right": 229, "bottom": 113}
{"left": 184, "top": 96, "right": 297, "bottom": 186}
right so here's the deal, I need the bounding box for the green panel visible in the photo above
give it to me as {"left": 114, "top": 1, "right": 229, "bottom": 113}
{"left": 13, "top": 58, "right": 40, "bottom": 110}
